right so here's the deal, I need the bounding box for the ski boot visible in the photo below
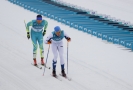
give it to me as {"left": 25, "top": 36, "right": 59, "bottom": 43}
{"left": 52, "top": 70, "right": 56, "bottom": 77}
{"left": 61, "top": 64, "right": 66, "bottom": 77}
{"left": 41, "top": 57, "right": 45, "bottom": 66}
{"left": 61, "top": 70, "right": 66, "bottom": 77}
{"left": 33, "top": 58, "right": 37, "bottom": 66}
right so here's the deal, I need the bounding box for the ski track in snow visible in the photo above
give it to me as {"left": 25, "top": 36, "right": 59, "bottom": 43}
{"left": 0, "top": 0, "right": 133, "bottom": 90}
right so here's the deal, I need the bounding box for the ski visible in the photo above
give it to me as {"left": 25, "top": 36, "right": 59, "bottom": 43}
{"left": 38, "top": 63, "right": 51, "bottom": 69}
{"left": 31, "top": 63, "right": 42, "bottom": 69}
{"left": 51, "top": 74, "right": 62, "bottom": 81}
{"left": 59, "top": 74, "right": 72, "bottom": 81}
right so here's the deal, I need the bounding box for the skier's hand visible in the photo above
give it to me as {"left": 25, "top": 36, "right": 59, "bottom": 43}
{"left": 66, "top": 37, "right": 71, "bottom": 42}
{"left": 27, "top": 32, "right": 30, "bottom": 39}
{"left": 43, "top": 30, "right": 46, "bottom": 36}
{"left": 47, "top": 40, "right": 51, "bottom": 44}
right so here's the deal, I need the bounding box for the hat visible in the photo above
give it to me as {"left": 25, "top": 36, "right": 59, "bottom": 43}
{"left": 54, "top": 26, "right": 61, "bottom": 32}
{"left": 36, "top": 15, "right": 42, "bottom": 20}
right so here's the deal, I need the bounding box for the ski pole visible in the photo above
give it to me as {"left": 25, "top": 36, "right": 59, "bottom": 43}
{"left": 67, "top": 41, "right": 69, "bottom": 74}
{"left": 24, "top": 20, "right": 27, "bottom": 28}
{"left": 43, "top": 44, "right": 50, "bottom": 76}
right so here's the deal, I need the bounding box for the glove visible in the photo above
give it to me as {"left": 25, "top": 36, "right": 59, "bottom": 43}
{"left": 27, "top": 32, "right": 30, "bottom": 39}
{"left": 47, "top": 40, "right": 51, "bottom": 44}
{"left": 43, "top": 30, "right": 46, "bottom": 36}
{"left": 66, "top": 37, "right": 71, "bottom": 42}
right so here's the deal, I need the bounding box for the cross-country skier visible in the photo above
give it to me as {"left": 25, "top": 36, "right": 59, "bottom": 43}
{"left": 45, "top": 26, "right": 71, "bottom": 77}
{"left": 26, "top": 15, "right": 48, "bottom": 66}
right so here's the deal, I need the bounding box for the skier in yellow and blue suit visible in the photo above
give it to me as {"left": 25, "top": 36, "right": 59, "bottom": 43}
{"left": 26, "top": 15, "right": 48, "bottom": 66}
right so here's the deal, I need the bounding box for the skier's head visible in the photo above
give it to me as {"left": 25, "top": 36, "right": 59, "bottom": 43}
{"left": 36, "top": 15, "right": 42, "bottom": 24}
{"left": 54, "top": 26, "right": 61, "bottom": 36}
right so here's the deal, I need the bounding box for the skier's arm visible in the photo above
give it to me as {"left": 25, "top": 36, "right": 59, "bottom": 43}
{"left": 44, "top": 20, "right": 48, "bottom": 30}
{"left": 43, "top": 20, "right": 48, "bottom": 36}
{"left": 26, "top": 21, "right": 33, "bottom": 32}
{"left": 64, "top": 31, "right": 71, "bottom": 42}
{"left": 45, "top": 33, "right": 53, "bottom": 44}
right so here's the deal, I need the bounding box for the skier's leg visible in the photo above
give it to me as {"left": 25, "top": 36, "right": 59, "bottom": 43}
{"left": 38, "top": 33, "right": 44, "bottom": 58}
{"left": 58, "top": 43, "right": 66, "bottom": 76}
{"left": 51, "top": 43, "right": 58, "bottom": 76}
{"left": 38, "top": 33, "right": 44, "bottom": 65}
{"left": 58, "top": 43, "right": 64, "bottom": 68}
{"left": 31, "top": 33, "right": 38, "bottom": 65}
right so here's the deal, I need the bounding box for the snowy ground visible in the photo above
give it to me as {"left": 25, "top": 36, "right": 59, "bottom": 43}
{"left": 60, "top": 0, "right": 133, "bottom": 25}
{"left": 0, "top": 0, "right": 133, "bottom": 90}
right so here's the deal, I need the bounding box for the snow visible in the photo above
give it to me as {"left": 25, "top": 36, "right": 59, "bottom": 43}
{"left": 0, "top": 0, "right": 133, "bottom": 90}
{"left": 59, "top": 0, "right": 133, "bottom": 25}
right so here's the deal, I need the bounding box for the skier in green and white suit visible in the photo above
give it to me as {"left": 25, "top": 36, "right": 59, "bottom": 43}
{"left": 26, "top": 15, "right": 48, "bottom": 66}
